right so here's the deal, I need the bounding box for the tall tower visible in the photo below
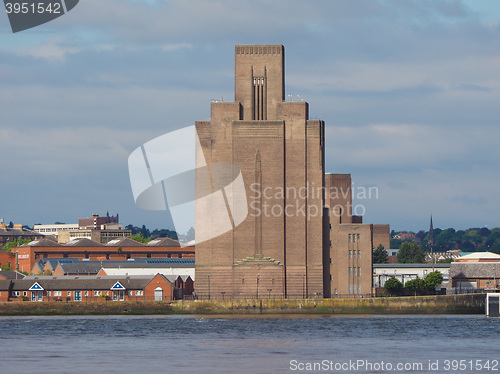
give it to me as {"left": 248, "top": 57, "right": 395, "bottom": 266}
{"left": 195, "top": 45, "right": 325, "bottom": 299}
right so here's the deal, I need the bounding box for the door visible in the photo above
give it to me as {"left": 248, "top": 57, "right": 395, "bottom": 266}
{"left": 112, "top": 290, "right": 125, "bottom": 301}
{"left": 74, "top": 291, "right": 81, "bottom": 301}
{"left": 154, "top": 287, "right": 163, "bottom": 301}
{"left": 31, "top": 291, "right": 43, "bottom": 302}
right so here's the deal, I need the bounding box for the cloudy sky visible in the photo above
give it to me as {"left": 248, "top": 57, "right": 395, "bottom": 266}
{"left": 1, "top": 0, "right": 499, "bottom": 233}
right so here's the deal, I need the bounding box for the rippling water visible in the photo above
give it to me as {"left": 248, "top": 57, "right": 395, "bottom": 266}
{"left": 0, "top": 314, "right": 499, "bottom": 373}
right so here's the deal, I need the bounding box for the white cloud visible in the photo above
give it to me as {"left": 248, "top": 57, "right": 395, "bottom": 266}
{"left": 5, "top": 37, "right": 81, "bottom": 63}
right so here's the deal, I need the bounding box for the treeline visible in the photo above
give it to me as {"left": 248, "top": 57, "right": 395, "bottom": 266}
{"left": 390, "top": 227, "right": 500, "bottom": 253}
{"left": 124, "top": 225, "right": 195, "bottom": 242}
{"left": 124, "top": 224, "right": 179, "bottom": 240}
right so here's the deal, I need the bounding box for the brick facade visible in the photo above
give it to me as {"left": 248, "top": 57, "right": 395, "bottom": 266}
{"left": 195, "top": 45, "right": 325, "bottom": 299}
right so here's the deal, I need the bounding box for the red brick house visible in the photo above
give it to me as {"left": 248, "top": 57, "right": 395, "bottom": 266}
{"left": 0, "top": 274, "right": 175, "bottom": 302}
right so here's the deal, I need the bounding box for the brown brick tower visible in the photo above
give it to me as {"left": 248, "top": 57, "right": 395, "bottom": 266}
{"left": 195, "top": 45, "right": 325, "bottom": 299}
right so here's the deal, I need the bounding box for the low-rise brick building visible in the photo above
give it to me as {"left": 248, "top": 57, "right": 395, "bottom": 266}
{"left": 0, "top": 274, "right": 175, "bottom": 302}
{"left": 13, "top": 237, "right": 195, "bottom": 273}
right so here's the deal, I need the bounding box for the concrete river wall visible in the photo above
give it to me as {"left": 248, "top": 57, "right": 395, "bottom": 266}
{"left": 0, "top": 294, "right": 485, "bottom": 316}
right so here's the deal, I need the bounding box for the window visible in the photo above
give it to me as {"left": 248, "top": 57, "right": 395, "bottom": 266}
{"left": 348, "top": 267, "right": 352, "bottom": 277}
{"left": 67, "top": 291, "right": 71, "bottom": 296}
{"left": 357, "top": 234, "right": 360, "bottom": 242}
{"left": 94, "top": 291, "right": 101, "bottom": 296}
{"left": 54, "top": 291, "right": 61, "bottom": 297}
{"left": 105, "top": 291, "right": 109, "bottom": 296}
{"left": 358, "top": 250, "right": 361, "bottom": 258}
{"left": 23, "top": 291, "right": 27, "bottom": 296}
{"left": 349, "top": 250, "right": 352, "bottom": 259}
{"left": 348, "top": 234, "right": 351, "bottom": 242}
{"left": 13, "top": 291, "right": 20, "bottom": 297}
{"left": 136, "top": 290, "right": 143, "bottom": 296}
{"left": 84, "top": 291, "right": 88, "bottom": 297}
{"left": 47, "top": 291, "right": 51, "bottom": 297}
{"left": 357, "top": 267, "right": 361, "bottom": 277}
{"left": 358, "top": 284, "right": 362, "bottom": 294}
{"left": 349, "top": 284, "right": 352, "bottom": 294}
{"left": 106, "top": 254, "right": 110, "bottom": 260}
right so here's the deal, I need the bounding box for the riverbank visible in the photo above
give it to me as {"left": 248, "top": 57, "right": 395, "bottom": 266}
{"left": 0, "top": 294, "right": 484, "bottom": 316}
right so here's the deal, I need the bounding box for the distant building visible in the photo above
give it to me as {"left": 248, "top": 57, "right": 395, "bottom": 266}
{"left": 449, "top": 262, "right": 500, "bottom": 291}
{"left": 33, "top": 223, "right": 79, "bottom": 238}
{"left": 392, "top": 232, "right": 416, "bottom": 241}
{"left": 326, "top": 173, "right": 390, "bottom": 297}
{"left": 57, "top": 228, "right": 131, "bottom": 244}
{"left": 373, "top": 263, "right": 450, "bottom": 288}
{"left": 78, "top": 212, "right": 120, "bottom": 230}
{"left": 0, "top": 223, "right": 43, "bottom": 247}
{"left": 12, "top": 237, "right": 194, "bottom": 273}
{"left": 457, "top": 252, "right": 500, "bottom": 263}
{"left": 34, "top": 213, "right": 124, "bottom": 242}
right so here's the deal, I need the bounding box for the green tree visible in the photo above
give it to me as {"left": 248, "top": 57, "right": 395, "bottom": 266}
{"left": 405, "top": 278, "right": 426, "bottom": 296}
{"left": 2, "top": 239, "right": 31, "bottom": 253}
{"left": 384, "top": 277, "right": 403, "bottom": 295}
{"left": 424, "top": 271, "right": 443, "bottom": 290}
{"left": 390, "top": 238, "right": 402, "bottom": 249}
{"left": 373, "top": 244, "right": 388, "bottom": 264}
{"left": 397, "top": 242, "right": 425, "bottom": 263}
{"left": 129, "top": 234, "right": 151, "bottom": 243}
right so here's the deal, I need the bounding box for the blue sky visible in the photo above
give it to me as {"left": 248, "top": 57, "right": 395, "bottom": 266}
{"left": 1, "top": 0, "right": 499, "bottom": 233}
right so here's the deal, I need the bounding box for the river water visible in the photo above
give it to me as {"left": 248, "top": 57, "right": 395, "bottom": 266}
{"left": 0, "top": 314, "right": 499, "bottom": 373}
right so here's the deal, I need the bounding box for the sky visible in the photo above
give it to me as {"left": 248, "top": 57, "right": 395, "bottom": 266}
{"left": 1, "top": 0, "right": 499, "bottom": 233}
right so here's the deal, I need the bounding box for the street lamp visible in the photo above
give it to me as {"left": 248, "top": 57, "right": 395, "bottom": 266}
{"left": 494, "top": 266, "right": 496, "bottom": 289}
{"left": 207, "top": 274, "right": 211, "bottom": 300}
{"left": 302, "top": 274, "right": 306, "bottom": 299}
{"left": 256, "top": 274, "right": 260, "bottom": 299}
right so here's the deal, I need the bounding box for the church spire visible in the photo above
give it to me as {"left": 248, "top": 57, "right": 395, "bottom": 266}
{"left": 428, "top": 216, "right": 435, "bottom": 247}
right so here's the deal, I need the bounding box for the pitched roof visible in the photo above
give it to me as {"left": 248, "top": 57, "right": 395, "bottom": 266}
{"left": 105, "top": 238, "right": 145, "bottom": 247}
{"left": 460, "top": 252, "right": 500, "bottom": 260}
{"left": 0, "top": 271, "right": 25, "bottom": 280}
{"left": 0, "top": 228, "right": 40, "bottom": 237}
{"left": 450, "top": 262, "right": 500, "bottom": 278}
{"left": 101, "top": 259, "right": 194, "bottom": 268}
{"left": 37, "top": 258, "right": 81, "bottom": 271}
{"left": 146, "top": 237, "right": 180, "bottom": 247}
{"left": 57, "top": 262, "right": 102, "bottom": 275}
{"left": 65, "top": 238, "right": 103, "bottom": 247}
{"left": 22, "top": 239, "right": 62, "bottom": 247}
{"left": 10, "top": 274, "right": 171, "bottom": 291}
